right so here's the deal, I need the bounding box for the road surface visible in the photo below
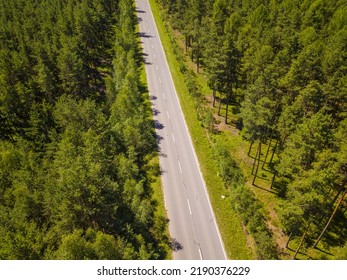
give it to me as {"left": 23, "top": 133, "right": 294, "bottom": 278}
{"left": 136, "top": 0, "right": 227, "bottom": 260}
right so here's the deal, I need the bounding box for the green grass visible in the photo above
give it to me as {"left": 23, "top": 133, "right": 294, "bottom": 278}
{"left": 148, "top": 0, "right": 253, "bottom": 259}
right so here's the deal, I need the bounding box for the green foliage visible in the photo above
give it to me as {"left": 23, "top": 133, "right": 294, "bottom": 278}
{"left": 0, "top": 0, "right": 168, "bottom": 260}
{"left": 214, "top": 144, "right": 245, "bottom": 189}
{"left": 231, "top": 185, "right": 278, "bottom": 259}
{"left": 278, "top": 112, "right": 332, "bottom": 177}
{"left": 277, "top": 201, "right": 305, "bottom": 236}
{"left": 212, "top": 144, "right": 277, "bottom": 259}
{"left": 54, "top": 229, "right": 135, "bottom": 260}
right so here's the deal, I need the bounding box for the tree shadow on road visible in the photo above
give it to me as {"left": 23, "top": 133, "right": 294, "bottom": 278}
{"left": 136, "top": 9, "right": 146, "bottom": 14}
{"left": 169, "top": 238, "right": 183, "bottom": 252}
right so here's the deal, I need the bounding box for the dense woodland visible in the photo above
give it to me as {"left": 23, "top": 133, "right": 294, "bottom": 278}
{"left": 1, "top": 0, "right": 346, "bottom": 260}
{"left": 157, "top": 0, "right": 347, "bottom": 259}
{"left": 0, "top": 0, "right": 169, "bottom": 259}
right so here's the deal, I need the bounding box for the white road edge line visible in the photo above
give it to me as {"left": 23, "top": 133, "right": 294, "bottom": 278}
{"left": 166, "top": 111, "right": 170, "bottom": 119}
{"left": 178, "top": 160, "right": 182, "bottom": 174}
{"left": 172, "top": 133, "right": 176, "bottom": 143}
{"left": 187, "top": 198, "right": 192, "bottom": 215}
{"left": 199, "top": 248, "right": 203, "bottom": 260}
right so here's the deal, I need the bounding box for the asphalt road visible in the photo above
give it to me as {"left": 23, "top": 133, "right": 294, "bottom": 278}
{"left": 136, "top": 0, "right": 227, "bottom": 260}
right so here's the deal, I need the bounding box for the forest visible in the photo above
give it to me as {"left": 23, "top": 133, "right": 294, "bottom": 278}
{"left": 0, "top": 0, "right": 169, "bottom": 259}
{"left": 155, "top": 0, "right": 347, "bottom": 259}
{"left": 1, "top": 0, "right": 346, "bottom": 260}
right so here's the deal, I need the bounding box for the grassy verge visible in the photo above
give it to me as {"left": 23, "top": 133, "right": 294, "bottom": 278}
{"left": 148, "top": 0, "right": 253, "bottom": 259}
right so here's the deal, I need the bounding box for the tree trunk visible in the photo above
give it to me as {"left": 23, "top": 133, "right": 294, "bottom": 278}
{"left": 212, "top": 89, "right": 216, "bottom": 107}
{"left": 269, "top": 139, "right": 278, "bottom": 164}
{"left": 218, "top": 93, "right": 222, "bottom": 116}
{"left": 329, "top": 190, "right": 342, "bottom": 208}
{"left": 262, "top": 137, "right": 273, "bottom": 169}
{"left": 316, "top": 190, "right": 342, "bottom": 228}
{"left": 226, "top": 85, "right": 232, "bottom": 124}
{"left": 185, "top": 34, "right": 188, "bottom": 52}
{"left": 252, "top": 141, "right": 262, "bottom": 185}
{"left": 286, "top": 232, "right": 293, "bottom": 248}
{"left": 225, "top": 91, "right": 229, "bottom": 124}
{"left": 196, "top": 46, "right": 200, "bottom": 73}
{"left": 251, "top": 141, "right": 260, "bottom": 175}
{"left": 270, "top": 172, "right": 276, "bottom": 189}
{"left": 248, "top": 140, "right": 254, "bottom": 156}
{"left": 293, "top": 230, "right": 307, "bottom": 260}
{"left": 313, "top": 188, "right": 347, "bottom": 248}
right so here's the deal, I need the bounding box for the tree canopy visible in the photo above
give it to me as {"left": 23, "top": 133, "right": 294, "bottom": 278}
{"left": 0, "top": 0, "right": 168, "bottom": 259}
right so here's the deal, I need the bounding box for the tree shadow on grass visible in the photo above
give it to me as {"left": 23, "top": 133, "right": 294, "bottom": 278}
{"left": 252, "top": 182, "right": 278, "bottom": 195}
{"left": 314, "top": 246, "right": 334, "bottom": 256}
